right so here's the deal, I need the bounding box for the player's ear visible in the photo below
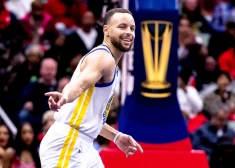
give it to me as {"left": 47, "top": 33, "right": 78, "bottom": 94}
{"left": 103, "top": 25, "right": 109, "bottom": 37}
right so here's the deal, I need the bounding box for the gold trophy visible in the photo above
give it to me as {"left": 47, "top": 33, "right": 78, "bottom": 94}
{"left": 141, "top": 21, "right": 173, "bottom": 98}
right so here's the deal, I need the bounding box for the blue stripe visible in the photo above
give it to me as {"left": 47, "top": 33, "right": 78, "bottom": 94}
{"left": 86, "top": 48, "right": 111, "bottom": 56}
{"left": 100, "top": 44, "right": 114, "bottom": 57}
{"left": 95, "top": 69, "right": 117, "bottom": 87}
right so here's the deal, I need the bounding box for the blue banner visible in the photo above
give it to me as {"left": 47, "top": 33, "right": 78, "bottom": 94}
{"left": 118, "top": 0, "right": 189, "bottom": 144}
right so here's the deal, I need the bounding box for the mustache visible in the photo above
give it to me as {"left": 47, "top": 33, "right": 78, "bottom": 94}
{"left": 120, "top": 34, "right": 133, "bottom": 40}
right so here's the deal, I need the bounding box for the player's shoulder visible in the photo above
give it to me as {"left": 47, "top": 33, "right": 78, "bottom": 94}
{"left": 85, "top": 48, "right": 115, "bottom": 67}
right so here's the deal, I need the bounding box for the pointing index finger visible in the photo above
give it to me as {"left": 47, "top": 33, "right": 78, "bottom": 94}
{"left": 45, "top": 92, "right": 56, "bottom": 96}
{"left": 135, "top": 142, "right": 143, "bottom": 153}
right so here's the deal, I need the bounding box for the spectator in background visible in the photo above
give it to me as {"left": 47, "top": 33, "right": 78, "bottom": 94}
{"left": 76, "top": 10, "right": 103, "bottom": 52}
{"left": 87, "top": 0, "right": 121, "bottom": 23}
{"left": 42, "top": 110, "right": 55, "bottom": 135}
{"left": 44, "top": 0, "right": 87, "bottom": 28}
{"left": 218, "top": 39, "right": 235, "bottom": 79}
{"left": 181, "top": 0, "right": 214, "bottom": 34}
{"left": 12, "top": 122, "right": 41, "bottom": 168}
{"left": 15, "top": 44, "right": 43, "bottom": 90}
{"left": 19, "top": 58, "right": 58, "bottom": 133}
{"left": 1, "top": 44, "right": 43, "bottom": 122}
{"left": 62, "top": 11, "right": 103, "bottom": 72}
{"left": 191, "top": 107, "right": 235, "bottom": 158}
{"left": 209, "top": 135, "right": 235, "bottom": 168}
{"left": 64, "top": 54, "right": 83, "bottom": 77}
{"left": 0, "top": 0, "right": 24, "bottom": 47}
{"left": 0, "top": 38, "right": 27, "bottom": 120}
{"left": 177, "top": 70, "right": 203, "bottom": 120}
{"left": 211, "top": 0, "right": 235, "bottom": 32}
{"left": 5, "top": 0, "right": 34, "bottom": 19}
{"left": 178, "top": 16, "right": 207, "bottom": 82}
{"left": 44, "top": 32, "right": 66, "bottom": 76}
{"left": 208, "top": 19, "right": 235, "bottom": 60}
{"left": 20, "top": 0, "right": 53, "bottom": 45}
{"left": 178, "top": 16, "right": 203, "bottom": 61}
{"left": 0, "top": 124, "right": 14, "bottom": 168}
{"left": 64, "top": 10, "right": 103, "bottom": 58}
{"left": 37, "top": 110, "right": 55, "bottom": 142}
{"left": 0, "top": 0, "right": 25, "bottom": 99}
{"left": 56, "top": 76, "right": 70, "bottom": 93}
{"left": 196, "top": 56, "right": 221, "bottom": 91}
{"left": 197, "top": 0, "right": 218, "bottom": 23}
{"left": 87, "top": 0, "right": 104, "bottom": 21}
{"left": 0, "top": 0, "right": 26, "bottom": 107}
{"left": 203, "top": 71, "right": 235, "bottom": 117}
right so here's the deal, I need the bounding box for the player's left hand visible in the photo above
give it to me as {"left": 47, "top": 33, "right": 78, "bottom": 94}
{"left": 115, "top": 134, "right": 143, "bottom": 158}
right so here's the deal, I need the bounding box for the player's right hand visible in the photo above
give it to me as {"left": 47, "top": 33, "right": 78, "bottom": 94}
{"left": 45, "top": 91, "right": 68, "bottom": 111}
{"left": 115, "top": 133, "right": 143, "bottom": 158}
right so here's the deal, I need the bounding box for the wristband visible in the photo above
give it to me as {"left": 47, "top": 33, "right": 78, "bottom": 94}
{"left": 114, "top": 132, "right": 122, "bottom": 144}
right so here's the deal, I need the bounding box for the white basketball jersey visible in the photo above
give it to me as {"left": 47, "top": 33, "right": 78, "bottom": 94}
{"left": 54, "top": 44, "right": 118, "bottom": 140}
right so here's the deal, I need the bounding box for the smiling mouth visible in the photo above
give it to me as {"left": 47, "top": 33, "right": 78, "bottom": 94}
{"left": 122, "top": 39, "right": 132, "bottom": 43}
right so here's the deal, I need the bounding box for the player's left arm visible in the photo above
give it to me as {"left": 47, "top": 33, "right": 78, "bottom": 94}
{"left": 99, "top": 124, "right": 143, "bottom": 157}
{"left": 99, "top": 123, "right": 119, "bottom": 141}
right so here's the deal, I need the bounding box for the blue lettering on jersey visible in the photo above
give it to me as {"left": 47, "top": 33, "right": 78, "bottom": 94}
{"left": 102, "top": 111, "right": 106, "bottom": 124}
{"left": 102, "top": 93, "right": 115, "bottom": 124}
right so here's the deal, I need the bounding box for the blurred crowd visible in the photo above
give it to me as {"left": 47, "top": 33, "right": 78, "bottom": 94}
{"left": 0, "top": 0, "right": 120, "bottom": 167}
{"left": 178, "top": 0, "right": 235, "bottom": 167}
{"left": 0, "top": 0, "right": 235, "bottom": 167}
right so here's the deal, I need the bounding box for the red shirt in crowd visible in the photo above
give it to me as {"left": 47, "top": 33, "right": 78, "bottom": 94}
{"left": 44, "top": 0, "right": 87, "bottom": 28}
{"left": 218, "top": 47, "right": 235, "bottom": 79}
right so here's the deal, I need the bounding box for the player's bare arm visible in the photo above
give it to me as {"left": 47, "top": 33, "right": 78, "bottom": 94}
{"left": 99, "top": 123, "right": 119, "bottom": 141}
{"left": 99, "top": 124, "right": 143, "bottom": 158}
{"left": 45, "top": 51, "right": 115, "bottom": 110}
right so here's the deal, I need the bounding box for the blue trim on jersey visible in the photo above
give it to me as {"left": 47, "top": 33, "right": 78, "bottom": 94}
{"left": 116, "top": 68, "right": 119, "bottom": 76}
{"left": 86, "top": 48, "right": 111, "bottom": 56}
{"left": 100, "top": 44, "right": 114, "bottom": 57}
{"left": 80, "top": 47, "right": 111, "bottom": 65}
{"left": 95, "top": 69, "right": 117, "bottom": 87}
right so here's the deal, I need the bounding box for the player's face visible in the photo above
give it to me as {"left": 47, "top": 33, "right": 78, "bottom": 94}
{"left": 109, "top": 13, "right": 135, "bottom": 52}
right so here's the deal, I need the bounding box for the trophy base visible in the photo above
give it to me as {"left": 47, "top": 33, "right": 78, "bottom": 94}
{"left": 141, "top": 81, "right": 171, "bottom": 98}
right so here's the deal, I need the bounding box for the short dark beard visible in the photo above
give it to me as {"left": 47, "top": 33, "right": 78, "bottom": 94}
{"left": 110, "top": 38, "right": 132, "bottom": 52}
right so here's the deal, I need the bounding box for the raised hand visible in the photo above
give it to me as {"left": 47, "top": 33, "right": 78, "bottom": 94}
{"left": 45, "top": 92, "right": 68, "bottom": 111}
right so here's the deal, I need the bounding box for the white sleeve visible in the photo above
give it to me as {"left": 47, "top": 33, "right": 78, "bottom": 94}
{"left": 186, "top": 86, "right": 203, "bottom": 114}
{"left": 177, "top": 88, "right": 190, "bottom": 114}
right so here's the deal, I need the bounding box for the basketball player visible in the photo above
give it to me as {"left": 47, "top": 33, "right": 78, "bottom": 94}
{"left": 39, "top": 8, "right": 143, "bottom": 168}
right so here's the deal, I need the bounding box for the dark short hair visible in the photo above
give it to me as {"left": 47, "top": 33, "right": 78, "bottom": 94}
{"left": 31, "top": 0, "right": 43, "bottom": 10}
{"left": 103, "top": 8, "right": 132, "bottom": 25}
{"left": 217, "top": 71, "right": 232, "bottom": 83}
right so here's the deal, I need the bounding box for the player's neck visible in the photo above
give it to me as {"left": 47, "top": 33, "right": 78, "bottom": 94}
{"left": 102, "top": 41, "right": 123, "bottom": 65}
